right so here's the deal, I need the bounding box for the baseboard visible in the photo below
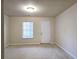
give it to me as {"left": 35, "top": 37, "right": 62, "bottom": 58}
{"left": 55, "top": 42, "right": 77, "bottom": 59}
{"left": 50, "top": 42, "right": 56, "bottom": 45}
{"left": 40, "top": 42, "right": 55, "bottom": 44}
{"left": 8, "top": 43, "right": 40, "bottom": 46}
{"left": 4, "top": 44, "right": 9, "bottom": 48}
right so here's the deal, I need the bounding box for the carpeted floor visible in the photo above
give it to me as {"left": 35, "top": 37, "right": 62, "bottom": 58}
{"left": 4, "top": 44, "right": 74, "bottom": 59}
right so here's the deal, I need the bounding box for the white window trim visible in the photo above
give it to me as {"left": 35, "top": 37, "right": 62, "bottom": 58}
{"left": 22, "top": 21, "right": 34, "bottom": 39}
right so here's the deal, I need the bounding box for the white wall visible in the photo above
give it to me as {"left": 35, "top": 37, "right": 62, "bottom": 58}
{"left": 4, "top": 14, "right": 9, "bottom": 48}
{"left": 55, "top": 3, "right": 77, "bottom": 59}
{"left": 8, "top": 17, "right": 55, "bottom": 45}
{"left": 40, "top": 19, "right": 55, "bottom": 43}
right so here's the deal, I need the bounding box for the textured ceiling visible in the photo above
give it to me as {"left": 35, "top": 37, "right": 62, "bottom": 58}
{"left": 4, "top": 0, "right": 76, "bottom": 17}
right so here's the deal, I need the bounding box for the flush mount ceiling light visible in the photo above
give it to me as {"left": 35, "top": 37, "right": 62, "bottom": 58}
{"left": 24, "top": 5, "right": 37, "bottom": 13}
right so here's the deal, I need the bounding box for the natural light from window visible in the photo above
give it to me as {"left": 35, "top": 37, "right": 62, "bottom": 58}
{"left": 22, "top": 22, "right": 33, "bottom": 38}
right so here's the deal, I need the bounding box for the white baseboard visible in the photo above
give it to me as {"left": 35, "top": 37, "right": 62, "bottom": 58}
{"left": 55, "top": 42, "right": 77, "bottom": 59}
{"left": 50, "top": 42, "right": 56, "bottom": 45}
{"left": 8, "top": 43, "right": 55, "bottom": 46}
{"left": 8, "top": 43, "right": 40, "bottom": 46}
{"left": 4, "top": 44, "right": 9, "bottom": 48}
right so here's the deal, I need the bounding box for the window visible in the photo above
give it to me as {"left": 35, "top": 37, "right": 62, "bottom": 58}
{"left": 22, "top": 22, "right": 33, "bottom": 38}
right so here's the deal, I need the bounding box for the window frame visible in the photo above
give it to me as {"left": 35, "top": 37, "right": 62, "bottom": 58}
{"left": 22, "top": 21, "right": 34, "bottom": 39}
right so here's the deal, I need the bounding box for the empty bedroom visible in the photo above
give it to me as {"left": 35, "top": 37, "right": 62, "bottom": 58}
{"left": 4, "top": 0, "right": 77, "bottom": 59}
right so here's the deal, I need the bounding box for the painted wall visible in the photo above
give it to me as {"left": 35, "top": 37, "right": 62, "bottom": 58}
{"left": 4, "top": 14, "right": 9, "bottom": 48}
{"left": 55, "top": 3, "right": 77, "bottom": 58}
{"left": 9, "top": 17, "right": 55, "bottom": 45}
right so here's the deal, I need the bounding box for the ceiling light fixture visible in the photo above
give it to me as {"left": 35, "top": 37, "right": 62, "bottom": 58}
{"left": 24, "top": 5, "right": 37, "bottom": 13}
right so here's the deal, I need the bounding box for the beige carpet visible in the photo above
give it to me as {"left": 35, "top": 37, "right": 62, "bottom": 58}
{"left": 4, "top": 44, "right": 73, "bottom": 59}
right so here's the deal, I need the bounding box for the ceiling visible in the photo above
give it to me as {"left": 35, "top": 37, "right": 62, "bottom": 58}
{"left": 4, "top": 0, "right": 76, "bottom": 17}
